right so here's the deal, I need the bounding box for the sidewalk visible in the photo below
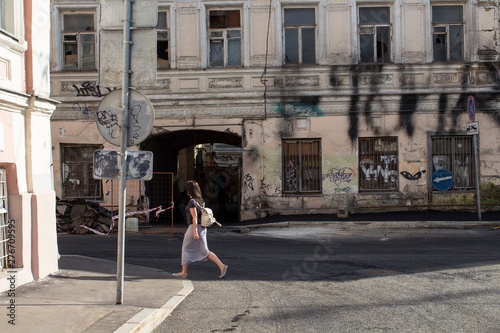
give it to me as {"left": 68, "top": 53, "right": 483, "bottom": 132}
{"left": 0, "top": 255, "right": 193, "bottom": 333}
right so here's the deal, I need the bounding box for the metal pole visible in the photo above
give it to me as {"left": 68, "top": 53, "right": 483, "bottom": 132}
{"left": 473, "top": 134, "right": 482, "bottom": 221}
{"left": 116, "top": 0, "right": 132, "bottom": 305}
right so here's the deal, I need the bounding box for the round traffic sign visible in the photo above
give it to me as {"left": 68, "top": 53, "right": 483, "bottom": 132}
{"left": 96, "top": 88, "right": 155, "bottom": 147}
{"left": 432, "top": 169, "right": 454, "bottom": 191}
{"left": 466, "top": 96, "right": 475, "bottom": 121}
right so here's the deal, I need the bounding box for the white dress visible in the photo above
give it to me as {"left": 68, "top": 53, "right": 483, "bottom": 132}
{"left": 181, "top": 199, "right": 209, "bottom": 265}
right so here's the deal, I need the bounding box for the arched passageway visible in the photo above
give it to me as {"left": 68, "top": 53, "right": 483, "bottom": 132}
{"left": 140, "top": 129, "right": 242, "bottom": 225}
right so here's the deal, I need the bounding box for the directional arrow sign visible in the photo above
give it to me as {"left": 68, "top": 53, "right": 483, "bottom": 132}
{"left": 432, "top": 169, "right": 454, "bottom": 191}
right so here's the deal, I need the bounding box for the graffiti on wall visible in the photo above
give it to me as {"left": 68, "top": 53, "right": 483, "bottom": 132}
{"left": 243, "top": 173, "right": 255, "bottom": 193}
{"left": 274, "top": 101, "right": 324, "bottom": 117}
{"left": 400, "top": 169, "right": 426, "bottom": 181}
{"left": 73, "top": 102, "right": 91, "bottom": 119}
{"left": 359, "top": 155, "right": 398, "bottom": 189}
{"left": 72, "top": 82, "right": 115, "bottom": 98}
{"left": 326, "top": 167, "right": 355, "bottom": 186}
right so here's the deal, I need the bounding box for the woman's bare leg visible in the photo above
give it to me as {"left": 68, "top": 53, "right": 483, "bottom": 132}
{"left": 207, "top": 251, "right": 225, "bottom": 272}
{"left": 173, "top": 264, "right": 188, "bottom": 277}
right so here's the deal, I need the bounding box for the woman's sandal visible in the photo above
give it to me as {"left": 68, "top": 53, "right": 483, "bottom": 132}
{"left": 219, "top": 265, "right": 228, "bottom": 279}
{"left": 172, "top": 272, "right": 188, "bottom": 279}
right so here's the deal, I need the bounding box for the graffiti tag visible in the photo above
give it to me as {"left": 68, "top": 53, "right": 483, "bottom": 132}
{"left": 326, "top": 167, "right": 355, "bottom": 186}
{"left": 400, "top": 170, "right": 426, "bottom": 181}
{"left": 73, "top": 81, "right": 115, "bottom": 98}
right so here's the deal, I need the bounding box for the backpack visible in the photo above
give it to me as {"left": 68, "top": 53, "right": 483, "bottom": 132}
{"left": 193, "top": 200, "right": 222, "bottom": 227}
{"left": 200, "top": 206, "right": 222, "bottom": 227}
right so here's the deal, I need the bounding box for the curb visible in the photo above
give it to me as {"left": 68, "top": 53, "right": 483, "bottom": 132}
{"left": 113, "top": 280, "right": 194, "bottom": 333}
{"left": 228, "top": 220, "right": 500, "bottom": 232}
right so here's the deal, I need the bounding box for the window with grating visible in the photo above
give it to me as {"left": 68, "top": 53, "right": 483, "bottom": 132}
{"left": 359, "top": 137, "right": 398, "bottom": 191}
{"left": 0, "top": 169, "right": 8, "bottom": 270}
{"left": 283, "top": 139, "right": 321, "bottom": 194}
{"left": 431, "top": 135, "right": 475, "bottom": 190}
{"left": 61, "top": 144, "right": 102, "bottom": 199}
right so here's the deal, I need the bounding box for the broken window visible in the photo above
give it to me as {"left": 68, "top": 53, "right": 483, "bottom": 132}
{"left": 62, "top": 13, "right": 96, "bottom": 71}
{"left": 431, "top": 136, "right": 475, "bottom": 190}
{"left": 284, "top": 8, "right": 316, "bottom": 65}
{"left": 156, "top": 9, "right": 170, "bottom": 69}
{"left": 358, "top": 7, "right": 391, "bottom": 64}
{"left": 283, "top": 139, "right": 322, "bottom": 193}
{"left": 61, "top": 145, "right": 102, "bottom": 199}
{"left": 359, "top": 137, "right": 398, "bottom": 191}
{"left": 208, "top": 10, "right": 242, "bottom": 67}
{"left": 432, "top": 6, "right": 464, "bottom": 62}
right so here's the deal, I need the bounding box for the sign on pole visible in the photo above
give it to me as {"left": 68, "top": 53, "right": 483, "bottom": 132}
{"left": 467, "top": 96, "right": 475, "bottom": 121}
{"left": 93, "top": 150, "right": 154, "bottom": 180}
{"left": 96, "top": 88, "right": 155, "bottom": 147}
{"left": 466, "top": 121, "right": 479, "bottom": 135}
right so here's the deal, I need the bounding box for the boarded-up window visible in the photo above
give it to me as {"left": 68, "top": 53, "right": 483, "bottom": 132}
{"left": 283, "top": 139, "right": 321, "bottom": 193}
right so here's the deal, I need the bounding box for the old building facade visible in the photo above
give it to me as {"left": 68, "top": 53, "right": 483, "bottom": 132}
{"left": 0, "top": 0, "right": 59, "bottom": 292}
{"left": 50, "top": 0, "right": 500, "bottom": 222}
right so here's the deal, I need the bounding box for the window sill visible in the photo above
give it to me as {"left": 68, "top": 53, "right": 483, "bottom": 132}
{"left": 0, "top": 32, "right": 27, "bottom": 54}
{"left": 282, "top": 192, "right": 322, "bottom": 197}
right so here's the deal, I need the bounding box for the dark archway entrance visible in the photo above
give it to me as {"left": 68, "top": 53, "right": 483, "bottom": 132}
{"left": 140, "top": 129, "right": 242, "bottom": 225}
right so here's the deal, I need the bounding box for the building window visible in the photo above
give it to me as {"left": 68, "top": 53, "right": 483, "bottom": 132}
{"left": 62, "top": 145, "right": 102, "bottom": 199}
{"left": 432, "top": 6, "right": 464, "bottom": 62}
{"left": 0, "top": 0, "right": 14, "bottom": 37}
{"left": 283, "top": 8, "right": 316, "bottom": 65}
{"left": 157, "top": 9, "right": 170, "bottom": 69}
{"left": 62, "top": 13, "right": 96, "bottom": 71}
{"left": 208, "top": 10, "right": 242, "bottom": 67}
{"left": 359, "top": 137, "right": 398, "bottom": 191}
{"left": 0, "top": 169, "right": 9, "bottom": 270}
{"left": 431, "top": 136, "right": 475, "bottom": 190}
{"left": 358, "top": 7, "right": 391, "bottom": 64}
{"left": 283, "top": 139, "right": 321, "bottom": 193}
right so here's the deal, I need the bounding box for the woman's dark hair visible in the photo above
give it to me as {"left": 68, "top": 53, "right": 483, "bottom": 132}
{"left": 186, "top": 180, "right": 203, "bottom": 205}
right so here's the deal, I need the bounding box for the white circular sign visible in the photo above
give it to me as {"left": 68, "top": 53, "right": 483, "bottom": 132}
{"left": 96, "top": 88, "right": 155, "bottom": 147}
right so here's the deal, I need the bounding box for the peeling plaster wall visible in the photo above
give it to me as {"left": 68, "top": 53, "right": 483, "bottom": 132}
{"left": 49, "top": 0, "right": 500, "bottom": 221}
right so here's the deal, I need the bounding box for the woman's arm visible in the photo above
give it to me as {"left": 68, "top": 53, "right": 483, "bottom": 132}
{"left": 190, "top": 206, "right": 200, "bottom": 240}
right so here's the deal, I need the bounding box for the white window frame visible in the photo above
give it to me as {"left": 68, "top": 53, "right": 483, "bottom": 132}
{"left": 357, "top": 6, "right": 392, "bottom": 64}
{"left": 157, "top": 8, "right": 170, "bottom": 69}
{"left": 52, "top": 6, "right": 98, "bottom": 72}
{"left": 282, "top": 7, "right": 317, "bottom": 65}
{"left": 0, "top": 0, "right": 24, "bottom": 45}
{"left": 207, "top": 8, "right": 243, "bottom": 68}
{"left": 431, "top": 5, "right": 464, "bottom": 63}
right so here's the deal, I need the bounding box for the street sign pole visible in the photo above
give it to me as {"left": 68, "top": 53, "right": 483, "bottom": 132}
{"left": 116, "top": 0, "right": 132, "bottom": 305}
{"left": 473, "top": 134, "right": 482, "bottom": 221}
{"left": 466, "top": 96, "right": 481, "bottom": 221}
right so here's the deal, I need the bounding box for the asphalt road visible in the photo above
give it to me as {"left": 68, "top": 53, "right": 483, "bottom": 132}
{"left": 57, "top": 221, "right": 500, "bottom": 333}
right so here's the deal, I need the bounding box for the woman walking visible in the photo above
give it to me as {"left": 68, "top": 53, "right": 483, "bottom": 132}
{"left": 173, "top": 180, "right": 228, "bottom": 279}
